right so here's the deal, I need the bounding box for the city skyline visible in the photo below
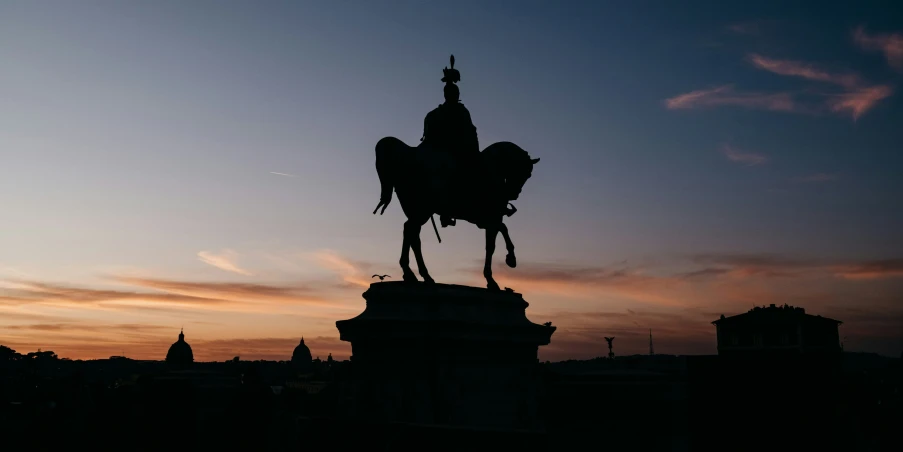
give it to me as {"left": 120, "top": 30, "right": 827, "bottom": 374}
{"left": 2, "top": 1, "right": 902, "bottom": 361}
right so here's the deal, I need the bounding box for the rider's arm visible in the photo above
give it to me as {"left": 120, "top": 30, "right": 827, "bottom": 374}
{"left": 461, "top": 108, "right": 479, "bottom": 153}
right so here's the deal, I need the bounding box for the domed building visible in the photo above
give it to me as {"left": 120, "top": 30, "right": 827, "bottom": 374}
{"left": 291, "top": 337, "right": 313, "bottom": 372}
{"left": 165, "top": 328, "right": 194, "bottom": 370}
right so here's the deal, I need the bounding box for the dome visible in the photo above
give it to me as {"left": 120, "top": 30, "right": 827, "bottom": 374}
{"left": 166, "top": 329, "right": 194, "bottom": 370}
{"left": 291, "top": 337, "right": 313, "bottom": 371}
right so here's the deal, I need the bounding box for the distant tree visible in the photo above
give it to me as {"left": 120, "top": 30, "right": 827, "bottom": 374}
{"left": 26, "top": 350, "right": 58, "bottom": 360}
{"left": 0, "top": 345, "right": 22, "bottom": 361}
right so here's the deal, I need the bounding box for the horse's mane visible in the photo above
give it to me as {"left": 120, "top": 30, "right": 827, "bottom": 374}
{"left": 481, "top": 141, "right": 530, "bottom": 162}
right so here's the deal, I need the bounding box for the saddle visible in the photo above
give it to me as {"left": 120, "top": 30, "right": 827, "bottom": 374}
{"left": 417, "top": 147, "right": 512, "bottom": 220}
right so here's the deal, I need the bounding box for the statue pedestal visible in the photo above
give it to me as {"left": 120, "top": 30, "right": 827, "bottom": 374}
{"left": 335, "top": 282, "right": 555, "bottom": 431}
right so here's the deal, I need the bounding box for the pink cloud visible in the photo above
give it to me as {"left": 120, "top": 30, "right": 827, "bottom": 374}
{"left": 827, "top": 85, "right": 894, "bottom": 120}
{"left": 854, "top": 27, "right": 903, "bottom": 71}
{"left": 720, "top": 144, "right": 768, "bottom": 166}
{"left": 747, "top": 53, "right": 892, "bottom": 120}
{"left": 664, "top": 85, "right": 797, "bottom": 112}
{"left": 666, "top": 50, "right": 893, "bottom": 121}
{"left": 748, "top": 54, "right": 861, "bottom": 88}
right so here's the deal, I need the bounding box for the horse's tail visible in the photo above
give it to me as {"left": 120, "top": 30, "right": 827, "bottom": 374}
{"left": 375, "top": 137, "right": 401, "bottom": 210}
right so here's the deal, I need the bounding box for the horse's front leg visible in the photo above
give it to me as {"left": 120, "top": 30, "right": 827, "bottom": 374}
{"left": 484, "top": 225, "right": 501, "bottom": 290}
{"left": 400, "top": 221, "right": 418, "bottom": 282}
{"left": 499, "top": 222, "right": 516, "bottom": 268}
{"left": 407, "top": 218, "right": 434, "bottom": 284}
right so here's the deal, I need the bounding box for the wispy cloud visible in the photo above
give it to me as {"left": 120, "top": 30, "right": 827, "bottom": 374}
{"left": 0, "top": 266, "right": 32, "bottom": 279}
{"left": 0, "top": 280, "right": 222, "bottom": 306}
{"left": 664, "top": 85, "right": 797, "bottom": 112}
{"left": 832, "top": 259, "right": 903, "bottom": 280}
{"left": 794, "top": 173, "right": 839, "bottom": 183}
{"left": 197, "top": 249, "right": 253, "bottom": 276}
{"left": 748, "top": 54, "right": 860, "bottom": 88}
{"left": 854, "top": 27, "right": 903, "bottom": 71}
{"left": 719, "top": 144, "right": 768, "bottom": 166}
{"left": 690, "top": 253, "right": 903, "bottom": 281}
{"left": 270, "top": 172, "right": 298, "bottom": 178}
{"left": 463, "top": 260, "right": 689, "bottom": 307}
{"left": 5, "top": 251, "right": 903, "bottom": 360}
{"left": 113, "top": 277, "right": 324, "bottom": 303}
{"left": 309, "top": 249, "right": 374, "bottom": 288}
{"left": 470, "top": 253, "right": 903, "bottom": 306}
{"left": 665, "top": 44, "right": 894, "bottom": 121}
{"left": 0, "top": 276, "right": 351, "bottom": 313}
{"left": 826, "top": 85, "right": 894, "bottom": 120}
{"left": 748, "top": 53, "right": 892, "bottom": 120}
{"left": 6, "top": 323, "right": 169, "bottom": 333}
{"left": 481, "top": 254, "right": 903, "bottom": 358}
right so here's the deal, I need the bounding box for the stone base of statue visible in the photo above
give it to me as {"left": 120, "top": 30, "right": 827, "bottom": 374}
{"left": 335, "top": 282, "right": 555, "bottom": 432}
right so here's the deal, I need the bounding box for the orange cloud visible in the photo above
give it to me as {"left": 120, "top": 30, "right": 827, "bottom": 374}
{"left": 854, "top": 27, "right": 903, "bottom": 71}
{"left": 0, "top": 280, "right": 223, "bottom": 305}
{"left": 475, "top": 261, "right": 696, "bottom": 308}
{"left": 5, "top": 323, "right": 169, "bottom": 333}
{"left": 112, "top": 277, "right": 323, "bottom": 302}
{"left": 689, "top": 254, "right": 903, "bottom": 282}
{"left": 0, "top": 275, "right": 357, "bottom": 316}
{"left": 198, "top": 249, "right": 253, "bottom": 276}
{"left": 4, "top": 252, "right": 902, "bottom": 361}
{"left": 309, "top": 249, "right": 374, "bottom": 288}
{"left": 832, "top": 259, "right": 903, "bottom": 280}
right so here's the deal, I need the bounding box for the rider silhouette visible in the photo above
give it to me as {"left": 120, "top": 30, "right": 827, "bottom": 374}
{"left": 421, "top": 55, "right": 479, "bottom": 228}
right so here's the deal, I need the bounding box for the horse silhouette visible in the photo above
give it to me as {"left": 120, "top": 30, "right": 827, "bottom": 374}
{"left": 372, "top": 137, "right": 539, "bottom": 290}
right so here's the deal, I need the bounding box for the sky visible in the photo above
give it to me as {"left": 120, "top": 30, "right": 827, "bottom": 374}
{"left": 1, "top": 1, "right": 902, "bottom": 361}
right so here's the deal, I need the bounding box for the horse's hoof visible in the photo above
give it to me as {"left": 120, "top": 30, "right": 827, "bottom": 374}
{"left": 487, "top": 280, "right": 501, "bottom": 291}
{"left": 403, "top": 273, "right": 419, "bottom": 283}
{"left": 422, "top": 276, "right": 435, "bottom": 284}
{"left": 505, "top": 253, "right": 517, "bottom": 268}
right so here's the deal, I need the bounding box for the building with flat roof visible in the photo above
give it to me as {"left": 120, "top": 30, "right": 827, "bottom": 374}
{"left": 712, "top": 304, "right": 842, "bottom": 356}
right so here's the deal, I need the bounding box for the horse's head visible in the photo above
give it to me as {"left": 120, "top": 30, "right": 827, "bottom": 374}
{"left": 491, "top": 143, "right": 539, "bottom": 201}
{"left": 507, "top": 156, "right": 539, "bottom": 200}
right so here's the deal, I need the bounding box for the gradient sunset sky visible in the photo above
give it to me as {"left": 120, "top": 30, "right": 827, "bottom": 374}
{"left": 2, "top": 1, "right": 902, "bottom": 361}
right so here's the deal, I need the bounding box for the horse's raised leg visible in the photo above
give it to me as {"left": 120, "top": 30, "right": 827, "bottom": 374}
{"left": 484, "top": 225, "right": 501, "bottom": 290}
{"left": 499, "top": 222, "right": 516, "bottom": 268}
{"left": 400, "top": 222, "right": 418, "bottom": 283}
{"left": 406, "top": 218, "right": 435, "bottom": 284}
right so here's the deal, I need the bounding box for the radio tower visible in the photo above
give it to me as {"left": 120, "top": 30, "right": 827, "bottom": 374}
{"left": 649, "top": 329, "right": 654, "bottom": 356}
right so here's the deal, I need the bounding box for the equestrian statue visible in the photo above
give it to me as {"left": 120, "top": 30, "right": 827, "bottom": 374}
{"left": 372, "top": 55, "right": 540, "bottom": 290}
